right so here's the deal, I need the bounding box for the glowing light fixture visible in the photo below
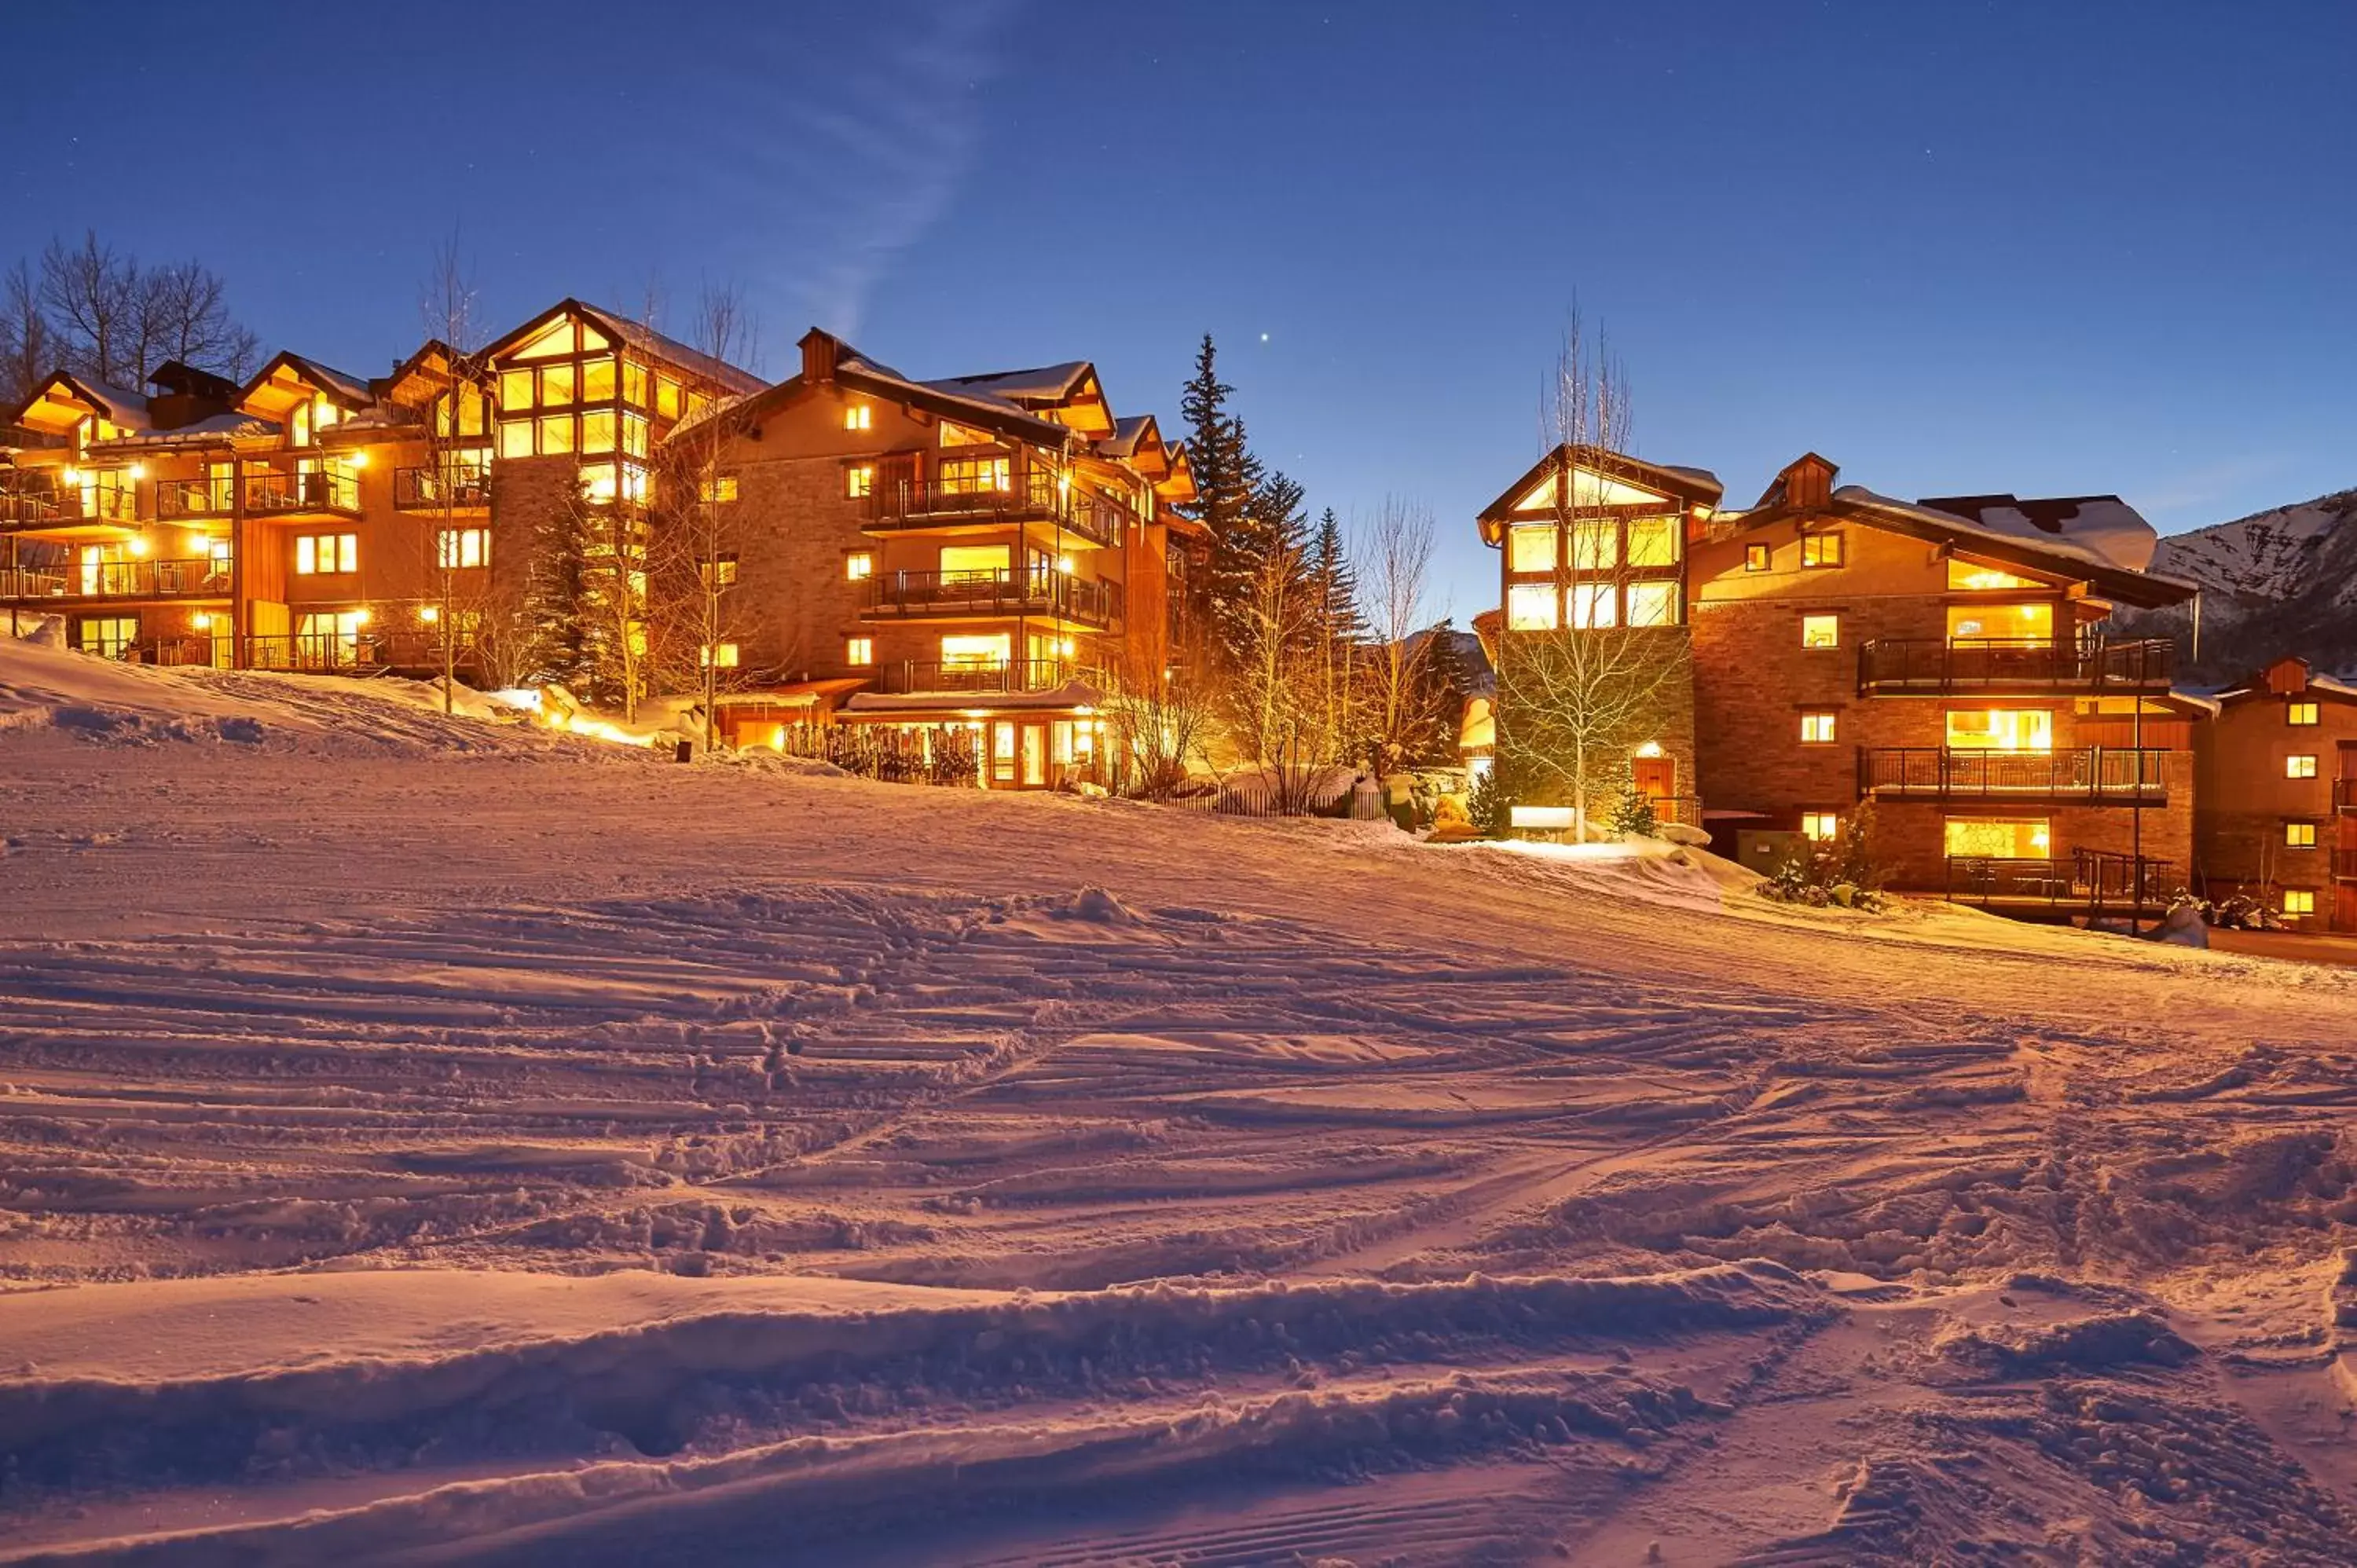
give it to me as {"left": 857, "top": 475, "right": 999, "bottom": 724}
{"left": 1056, "top": 554, "right": 1075, "bottom": 574}
{"left": 128, "top": 462, "right": 147, "bottom": 481}
{"left": 1634, "top": 740, "right": 1664, "bottom": 758}
{"left": 61, "top": 467, "right": 80, "bottom": 484}
{"left": 353, "top": 607, "right": 373, "bottom": 626}
{"left": 127, "top": 535, "right": 150, "bottom": 558}
{"left": 191, "top": 612, "right": 212, "bottom": 629}
{"left": 419, "top": 604, "right": 441, "bottom": 624}
{"left": 348, "top": 451, "right": 369, "bottom": 468}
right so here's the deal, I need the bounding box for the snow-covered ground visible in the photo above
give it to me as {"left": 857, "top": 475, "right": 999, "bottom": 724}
{"left": 4, "top": 633, "right": 2356, "bottom": 1564}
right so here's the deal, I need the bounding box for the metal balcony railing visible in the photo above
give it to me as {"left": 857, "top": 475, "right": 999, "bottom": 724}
{"left": 76, "top": 636, "right": 223, "bottom": 668}
{"left": 1856, "top": 637, "right": 2174, "bottom": 694}
{"left": 242, "top": 469, "right": 361, "bottom": 517}
{"left": 865, "top": 471, "right": 1127, "bottom": 547}
{"left": 153, "top": 478, "right": 236, "bottom": 520}
{"left": 0, "top": 559, "right": 226, "bottom": 601}
{"left": 242, "top": 632, "right": 389, "bottom": 672}
{"left": 2337, "top": 779, "right": 2357, "bottom": 811}
{"left": 861, "top": 568, "right": 1121, "bottom": 627}
{"left": 1945, "top": 849, "right": 2175, "bottom": 914}
{"left": 394, "top": 467, "right": 492, "bottom": 511}
{"left": 0, "top": 477, "right": 137, "bottom": 526}
{"left": 882, "top": 658, "right": 1102, "bottom": 695}
{"left": 1859, "top": 746, "right": 2169, "bottom": 803}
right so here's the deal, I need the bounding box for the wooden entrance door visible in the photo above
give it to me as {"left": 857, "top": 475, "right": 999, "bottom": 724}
{"left": 1631, "top": 757, "right": 1676, "bottom": 801}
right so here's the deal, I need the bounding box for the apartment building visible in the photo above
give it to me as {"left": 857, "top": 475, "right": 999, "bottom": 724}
{"left": 1479, "top": 445, "right": 2205, "bottom": 918}
{"left": 2194, "top": 657, "right": 2357, "bottom": 930}
{"left": 691, "top": 328, "right": 1201, "bottom": 789}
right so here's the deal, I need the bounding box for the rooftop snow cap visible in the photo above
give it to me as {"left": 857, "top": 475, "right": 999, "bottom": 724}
{"left": 1916, "top": 493, "right": 2160, "bottom": 573}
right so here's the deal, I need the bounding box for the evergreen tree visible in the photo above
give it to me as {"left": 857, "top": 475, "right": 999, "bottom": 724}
{"left": 1308, "top": 508, "right": 1361, "bottom": 642}
{"left": 519, "top": 493, "right": 589, "bottom": 688}
{"left": 1178, "top": 335, "right": 1264, "bottom": 675}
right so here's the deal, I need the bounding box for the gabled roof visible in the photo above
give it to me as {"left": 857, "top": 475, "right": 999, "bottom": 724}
{"left": 1475, "top": 444, "right": 1725, "bottom": 544}
{"left": 240, "top": 350, "right": 376, "bottom": 411}
{"left": 1915, "top": 492, "right": 2159, "bottom": 573}
{"left": 2211, "top": 655, "right": 2357, "bottom": 708}
{"left": 709, "top": 329, "right": 1073, "bottom": 452}
{"left": 481, "top": 299, "right": 767, "bottom": 397}
{"left": 1097, "top": 413, "right": 1160, "bottom": 463}
{"left": 5, "top": 371, "right": 154, "bottom": 434}
{"left": 88, "top": 411, "right": 280, "bottom": 452}
{"left": 926, "top": 361, "right": 1094, "bottom": 405}
{"left": 1765, "top": 486, "right": 2196, "bottom": 609}
{"left": 146, "top": 361, "right": 242, "bottom": 402}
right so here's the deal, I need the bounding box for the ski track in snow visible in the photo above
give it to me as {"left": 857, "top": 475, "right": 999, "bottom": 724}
{"left": 4, "top": 652, "right": 2357, "bottom": 1562}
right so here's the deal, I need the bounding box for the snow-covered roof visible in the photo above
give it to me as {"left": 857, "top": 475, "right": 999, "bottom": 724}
{"left": 1095, "top": 415, "right": 1157, "bottom": 461}
{"left": 834, "top": 350, "right": 1070, "bottom": 445}
{"left": 1832, "top": 487, "right": 2196, "bottom": 605}
{"left": 88, "top": 412, "right": 280, "bottom": 450}
{"left": 1915, "top": 492, "right": 2159, "bottom": 573}
{"left": 841, "top": 680, "right": 1102, "bottom": 716}
{"left": 924, "top": 361, "right": 1093, "bottom": 405}
{"left": 578, "top": 305, "right": 767, "bottom": 397}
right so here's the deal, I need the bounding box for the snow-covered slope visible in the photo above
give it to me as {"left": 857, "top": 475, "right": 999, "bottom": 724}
{"left": 4, "top": 663, "right": 2357, "bottom": 1562}
{"left": 2126, "top": 488, "right": 2357, "bottom": 680}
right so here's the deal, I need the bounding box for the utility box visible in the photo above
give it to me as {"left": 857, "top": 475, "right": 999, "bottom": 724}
{"left": 1737, "top": 830, "right": 1810, "bottom": 878}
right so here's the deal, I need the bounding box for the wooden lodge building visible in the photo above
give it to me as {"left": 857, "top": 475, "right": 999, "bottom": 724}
{"left": 1477, "top": 445, "right": 2216, "bottom": 921}
{"left": 0, "top": 306, "right": 1199, "bottom": 792}
{"left": 2194, "top": 657, "right": 2357, "bottom": 932}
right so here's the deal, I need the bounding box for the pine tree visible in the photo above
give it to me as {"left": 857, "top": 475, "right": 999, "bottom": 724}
{"left": 1178, "top": 335, "right": 1264, "bottom": 676}
{"left": 1307, "top": 507, "right": 1362, "bottom": 760}
{"left": 519, "top": 493, "right": 589, "bottom": 688}
{"left": 1309, "top": 508, "right": 1361, "bottom": 642}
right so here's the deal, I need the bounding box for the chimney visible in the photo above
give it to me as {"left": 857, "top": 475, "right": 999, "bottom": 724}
{"left": 799, "top": 328, "right": 839, "bottom": 385}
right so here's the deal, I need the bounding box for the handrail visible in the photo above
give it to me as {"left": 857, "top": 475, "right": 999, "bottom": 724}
{"left": 394, "top": 466, "right": 492, "bottom": 510}
{"left": 154, "top": 478, "right": 236, "bottom": 520}
{"left": 885, "top": 658, "right": 1098, "bottom": 694}
{"left": 242, "top": 469, "right": 361, "bottom": 515}
{"left": 1945, "top": 851, "right": 2174, "bottom": 910}
{"left": 1857, "top": 636, "right": 2173, "bottom": 692}
{"left": 1860, "top": 746, "right": 2168, "bottom": 801}
{"left": 862, "top": 568, "right": 1122, "bottom": 626}
{"left": 0, "top": 558, "right": 225, "bottom": 600}
{"left": 242, "top": 632, "right": 388, "bottom": 672}
{"left": 866, "top": 471, "right": 1127, "bottom": 547}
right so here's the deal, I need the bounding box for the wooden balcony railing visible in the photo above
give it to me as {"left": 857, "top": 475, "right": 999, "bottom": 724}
{"left": 77, "top": 636, "right": 223, "bottom": 667}
{"left": 861, "top": 568, "right": 1121, "bottom": 628}
{"left": 864, "top": 471, "right": 1127, "bottom": 548}
{"left": 1946, "top": 850, "right": 2175, "bottom": 913}
{"left": 882, "top": 658, "right": 1101, "bottom": 695}
{"left": 394, "top": 467, "right": 492, "bottom": 511}
{"left": 242, "top": 632, "right": 390, "bottom": 672}
{"left": 154, "top": 478, "right": 236, "bottom": 520}
{"left": 1860, "top": 746, "right": 2169, "bottom": 803}
{"left": 1857, "top": 637, "right": 2174, "bottom": 694}
{"left": 0, "top": 559, "right": 227, "bottom": 602}
{"left": 242, "top": 469, "right": 361, "bottom": 517}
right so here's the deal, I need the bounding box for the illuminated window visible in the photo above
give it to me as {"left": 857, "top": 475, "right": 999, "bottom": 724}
{"left": 1801, "top": 614, "right": 1840, "bottom": 649}
{"left": 1802, "top": 811, "right": 1839, "bottom": 841}
{"left": 1571, "top": 519, "right": 1618, "bottom": 571}
{"left": 700, "top": 475, "right": 739, "bottom": 504}
{"left": 579, "top": 409, "right": 615, "bottom": 455}
{"left": 940, "top": 419, "right": 992, "bottom": 448}
{"left": 1944, "top": 709, "right": 2053, "bottom": 751}
{"left": 656, "top": 376, "right": 682, "bottom": 419}
{"left": 1626, "top": 581, "right": 1679, "bottom": 627}
{"left": 2289, "top": 702, "right": 2320, "bottom": 726}
{"left": 1744, "top": 542, "right": 1770, "bottom": 572}
{"left": 2286, "top": 822, "right": 2318, "bottom": 848}
{"left": 844, "top": 404, "right": 872, "bottom": 431}
{"left": 847, "top": 465, "right": 874, "bottom": 499}
{"left": 622, "top": 361, "right": 650, "bottom": 408}
{"left": 1626, "top": 515, "right": 1680, "bottom": 568}
{"left": 1570, "top": 581, "right": 1616, "bottom": 628}
{"left": 700, "top": 554, "right": 739, "bottom": 587}
{"left": 1508, "top": 522, "right": 1556, "bottom": 573}
{"left": 2288, "top": 754, "right": 2319, "bottom": 779}
{"left": 1947, "top": 603, "right": 2053, "bottom": 643}
{"left": 538, "top": 415, "right": 576, "bottom": 455}
{"left": 1506, "top": 582, "right": 1558, "bottom": 631}
{"left": 435, "top": 528, "right": 489, "bottom": 570}
{"left": 621, "top": 414, "right": 650, "bottom": 458}
{"left": 75, "top": 615, "right": 137, "bottom": 658}
{"left": 511, "top": 318, "right": 577, "bottom": 360}
{"left": 700, "top": 643, "right": 740, "bottom": 669}
{"left": 498, "top": 419, "right": 534, "bottom": 460}
{"left": 1801, "top": 532, "right": 1845, "bottom": 568}
{"left": 938, "top": 456, "right": 1009, "bottom": 494}
{"left": 2286, "top": 889, "right": 2316, "bottom": 916}
{"left": 846, "top": 636, "right": 874, "bottom": 665}
{"left": 499, "top": 368, "right": 534, "bottom": 411}
{"left": 1800, "top": 711, "right": 1837, "bottom": 744}
{"left": 942, "top": 632, "right": 1012, "bottom": 667}
{"left": 581, "top": 357, "right": 617, "bottom": 402}
{"left": 1944, "top": 818, "right": 2050, "bottom": 859}
{"left": 845, "top": 552, "right": 874, "bottom": 581}
{"left": 295, "top": 533, "right": 357, "bottom": 574}
{"left": 1946, "top": 561, "right": 2044, "bottom": 592}
{"left": 940, "top": 544, "right": 1010, "bottom": 579}
{"left": 290, "top": 401, "right": 312, "bottom": 447}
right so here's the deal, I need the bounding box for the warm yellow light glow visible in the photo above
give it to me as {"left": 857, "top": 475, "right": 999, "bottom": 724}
{"left": 1634, "top": 740, "right": 1664, "bottom": 759}
{"left": 127, "top": 535, "right": 150, "bottom": 558}
{"left": 185, "top": 531, "right": 206, "bottom": 554}
{"left": 420, "top": 604, "right": 441, "bottom": 624}
{"left": 961, "top": 708, "right": 990, "bottom": 720}
{"left": 1510, "top": 804, "right": 1575, "bottom": 830}
{"left": 62, "top": 467, "right": 80, "bottom": 484}
{"left": 1058, "top": 638, "right": 1076, "bottom": 658}
{"left": 843, "top": 404, "right": 871, "bottom": 431}
{"left": 1802, "top": 812, "right": 1839, "bottom": 841}
{"left": 1055, "top": 555, "right": 1075, "bottom": 574}
{"left": 1692, "top": 504, "right": 1714, "bottom": 522}
{"left": 353, "top": 608, "right": 372, "bottom": 626}
{"left": 191, "top": 613, "right": 212, "bottom": 629}
{"left": 1945, "top": 709, "right": 2053, "bottom": 752}
{"left": 348, "top": 451, "right": 369, "bottom": 469}
{"left": 128, "top": 462, "right": 147, "bottom": 481}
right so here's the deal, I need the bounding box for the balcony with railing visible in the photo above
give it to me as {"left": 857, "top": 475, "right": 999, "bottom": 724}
{"left": 1857, "top": 637, "right": 2174, "bottom": 694}
{"left": 394, "top": 467, "right": 492, "bottom": 511}
{"left": 0, "top": 558, "right": 228, "bottom": 603}
{"left": 2337, "top": 779, "right": 2357, "bottom": 812}
{"left": 242, "top": 632, "right": 390, "bottom": 673}
{"left": 242, "top": 469, "right": 361, "bottom": 518}
{"left": 153, "top": 478, "right": 236, "bottom": 521}
{"left": 862, "top": 568, "right": 1122, "bottom": 628}
{"left": 1946, "top": 849, "right": 2176, "bottom": 914}
{"left": 863, "top": 471, "right": 1128, "bottom": 548}
{"left": 78, "top": 636, "right": 224, "bottom": 668}
{"left": 880, "top": 658, "right": 1102, "bottom": 695}
{"left": 0, "top": 476, "right": 139, "bottom": 529}
{"left": 1860, "top": 746, "right": 2169, "bottom": 804}
{"left": 2334, "top": 848, "right": 2357, "bottom": 881}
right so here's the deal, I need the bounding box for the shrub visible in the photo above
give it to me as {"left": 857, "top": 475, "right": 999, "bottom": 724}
{"left": 1466, "top": 768, "right": 1505, "bottom": 837}
{"left": 1607, "top": 789, "right": 1659, "bottom": 839}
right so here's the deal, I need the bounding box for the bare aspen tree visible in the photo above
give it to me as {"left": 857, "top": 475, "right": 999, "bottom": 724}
{"left": 412, "top": 233, "right": 492, "bottom": 714}
{"left": 1358, "top": 495, "right": 1439, "bottom": 778}
{"left": 1495, "top": 313, "right": 1687, "bottom": 837}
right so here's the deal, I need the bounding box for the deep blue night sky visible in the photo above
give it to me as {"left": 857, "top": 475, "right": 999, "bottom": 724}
{"left": 5, "top": 1, "right": 2351, "bottom": 614}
